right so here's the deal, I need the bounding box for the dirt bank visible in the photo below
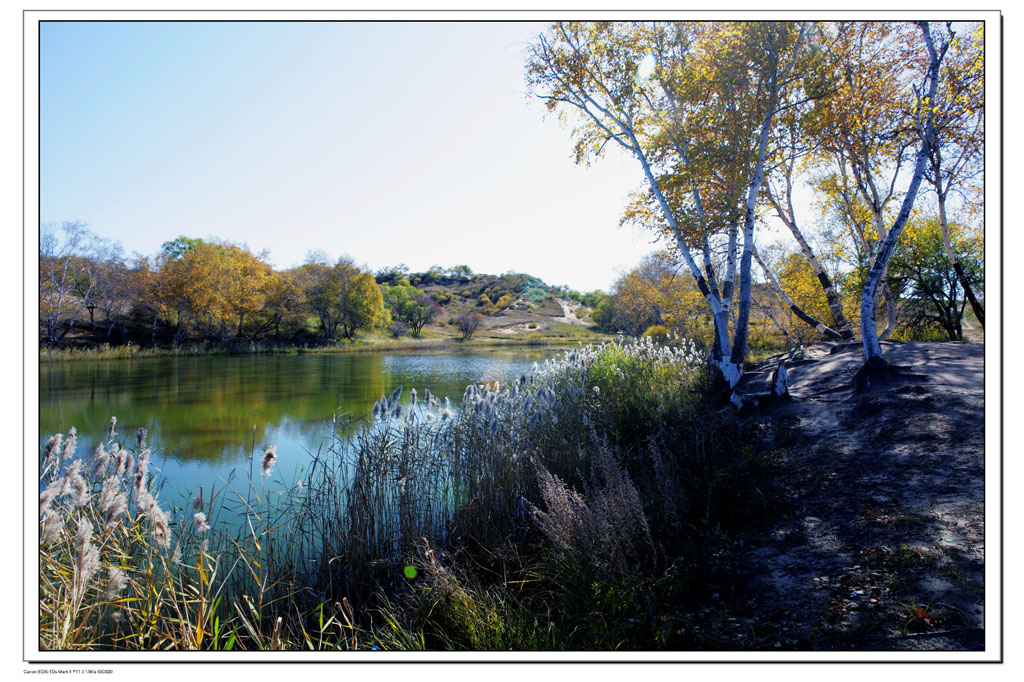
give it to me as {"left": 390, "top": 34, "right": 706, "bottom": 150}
{"left": 718, "top": 341, "right": 987, "bottom": 650}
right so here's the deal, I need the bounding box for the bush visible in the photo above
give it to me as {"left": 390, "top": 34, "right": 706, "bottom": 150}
{"left": 643, "top": 325, "right": 671, "bottom": 342}
{"left": 389, "top": 321, "right": 408, "bottom": 338}
{"left": 456, "top": 312, "right": 484, "bottom": 341}
{"left": 527, "top": 322, "right": 537, "bottom": 329}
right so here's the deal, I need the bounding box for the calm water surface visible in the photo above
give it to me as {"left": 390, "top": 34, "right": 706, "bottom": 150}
{"left": 39, "top": 349, "right": 559, "bottom": 507}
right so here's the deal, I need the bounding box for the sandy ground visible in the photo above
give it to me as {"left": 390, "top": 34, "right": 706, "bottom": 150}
{"left": 727, "top": 341, "right": 986, "bottom": 650}
{"left": 555, "top": 298, "right": 588, "bottom": 326}
{"left": 489, "top": 297, "right": 588, "bottom": 334}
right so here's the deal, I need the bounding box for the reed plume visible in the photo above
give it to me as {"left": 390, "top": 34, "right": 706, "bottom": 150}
{"left": 261, "top": 445, "right": 278, "bottom": 478}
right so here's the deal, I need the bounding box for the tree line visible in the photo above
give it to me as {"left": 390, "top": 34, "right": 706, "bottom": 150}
{"left": 38, "top": 229, "right": 491, "bottom": 347}
{"left": 39, "top": 227, "right": 601, "bottom": 348}
{"left": 526, "top": 20, "right": 983, "bottom": 385}
{"left": 590, "top": 209, "right": 981, "bottom": 349}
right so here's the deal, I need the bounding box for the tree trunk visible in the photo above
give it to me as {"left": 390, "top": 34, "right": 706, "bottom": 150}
{"left": 753, "top": 247, "right": 846, "bottom": 341}
{"left": 936, "top": 190, "right": 984, "bottom": 327}
{"left": 730, "top": 101, "right": 777, "bottom": 369}
{"left": 862, "top": 22, "right": 943, "bottom": 361}
{"left": 767, "top": 188, "right": 854, "bottom": 339}
{"left": 628, "top": 130, "right": 737, "bottom": 384}
{"left": 702, "top": 235, "right": 727, "bottom": 362}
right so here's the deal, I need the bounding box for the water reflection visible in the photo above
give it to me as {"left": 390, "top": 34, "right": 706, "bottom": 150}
{"left": 39, "top": 349, "right": 557, "bottom": 505}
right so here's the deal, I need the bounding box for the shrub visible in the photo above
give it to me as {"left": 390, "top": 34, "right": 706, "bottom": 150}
{"left": 389, "top": 321, "right": 409, "bottom": 338}
{"left": 527, "top": 322, "right": 537, "bottom": 329}
{"left": 456, "top": 312, "right": 483, "bottom": 341}
{"left": 642, "top": 325, "right": 670, "bottom": 342}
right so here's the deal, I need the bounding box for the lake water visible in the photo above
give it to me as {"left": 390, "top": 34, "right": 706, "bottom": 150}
{"left": 39, "top": 348, "right": 560, "bottom": 508}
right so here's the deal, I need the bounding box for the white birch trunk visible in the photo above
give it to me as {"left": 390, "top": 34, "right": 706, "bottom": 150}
{"left": 730, "top": 104, "right": 775, "bottom": 369}
{"left": 862, "top": 22, "right": 943, "bottom": 361}
{"left": 766, "top": 185, "right": 854, "bottom": 339}
{"left": 753, "top": 247, "right": 846, "bottom": 341}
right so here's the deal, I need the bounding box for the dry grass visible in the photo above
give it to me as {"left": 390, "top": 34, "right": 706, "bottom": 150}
{"left": 39, "top": 336, "right": 725, "bottom": 651}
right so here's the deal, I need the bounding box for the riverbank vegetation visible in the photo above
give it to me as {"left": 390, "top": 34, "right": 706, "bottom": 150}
{"left": 40, "top": 337, "right": 779, "bottom": 650}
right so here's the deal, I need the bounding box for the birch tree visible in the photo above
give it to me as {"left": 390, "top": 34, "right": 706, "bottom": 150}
{"left": 527, "top": 21, "right": 810, "bottom": 387}
{"left": 40, "top": 221, "right": 108, "bottom": 345}
{"left": 806, "top": 22, "right": 925, "bottom": 342}
{"left": 857, "top": 22, "right": 949, "bottom": 365}
{"left": 763, "top": 108, "right": 855, "bottom": 340}
{"left": 922, "top": 23, "right": 984, "bottom": 327}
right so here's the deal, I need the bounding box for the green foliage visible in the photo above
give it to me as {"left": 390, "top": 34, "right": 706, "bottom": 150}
{"left": 643, "top": 325, "right": 670, "bottom": 342}
{"left": 159, "top": 235, "right": 203, "bottom": 260}
{"left": 890, "top": 215, "right": 982, "bottom": 341}
{"left": 449, "top": 265, "right": 473, "bottom": 280}
{"left": 382, "top": 288, "right": 442, "bottom": 336}
{"left": 375, "top": 264, "right": 410, "bottom": 285}
{"left": 591, "top": 298, "right": 616, "bottom": 331}
{"left": 582, "top": 290, "right": 606, "bottom": 308}
{"left": 294, "top": 257, "right": 386, "bottom": 340}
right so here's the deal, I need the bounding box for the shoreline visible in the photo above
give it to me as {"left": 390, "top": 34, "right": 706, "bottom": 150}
{"left": 38, "top": 335, "right": 609, "bottom": 363}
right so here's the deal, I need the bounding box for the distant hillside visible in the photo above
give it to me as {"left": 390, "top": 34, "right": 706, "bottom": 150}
{"left": 376, "top": 267, "right": 608, "bottom": 343}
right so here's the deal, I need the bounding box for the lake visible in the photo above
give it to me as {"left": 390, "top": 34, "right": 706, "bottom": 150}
{"left": 39, "top": 348, "right": 560, "bottom": 508}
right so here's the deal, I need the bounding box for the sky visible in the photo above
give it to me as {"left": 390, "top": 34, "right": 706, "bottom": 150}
{"left": 40, "top": 21, "right": 662, "bottom": 293}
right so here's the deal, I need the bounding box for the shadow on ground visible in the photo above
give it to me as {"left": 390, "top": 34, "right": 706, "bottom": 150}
{"left": 719, "top": 341, "right": 985, "bottom": 651}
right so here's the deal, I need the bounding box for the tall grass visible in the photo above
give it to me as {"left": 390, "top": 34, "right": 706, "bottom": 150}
{"left": 39, "top": 336, "right": 768, "bottom": 651}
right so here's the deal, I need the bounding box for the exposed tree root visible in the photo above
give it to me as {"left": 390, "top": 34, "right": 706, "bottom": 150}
{"left": 851, "top": 356, "right": 928, "bottom": 392}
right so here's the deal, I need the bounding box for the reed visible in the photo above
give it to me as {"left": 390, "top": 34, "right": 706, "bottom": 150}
{"left": 39, "top": 336, "right": 740, "bottom": 651}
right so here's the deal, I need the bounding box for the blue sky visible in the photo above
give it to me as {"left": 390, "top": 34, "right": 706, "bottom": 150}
{"left": 40, "top": 21, "right": 659, "bottom": 292}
